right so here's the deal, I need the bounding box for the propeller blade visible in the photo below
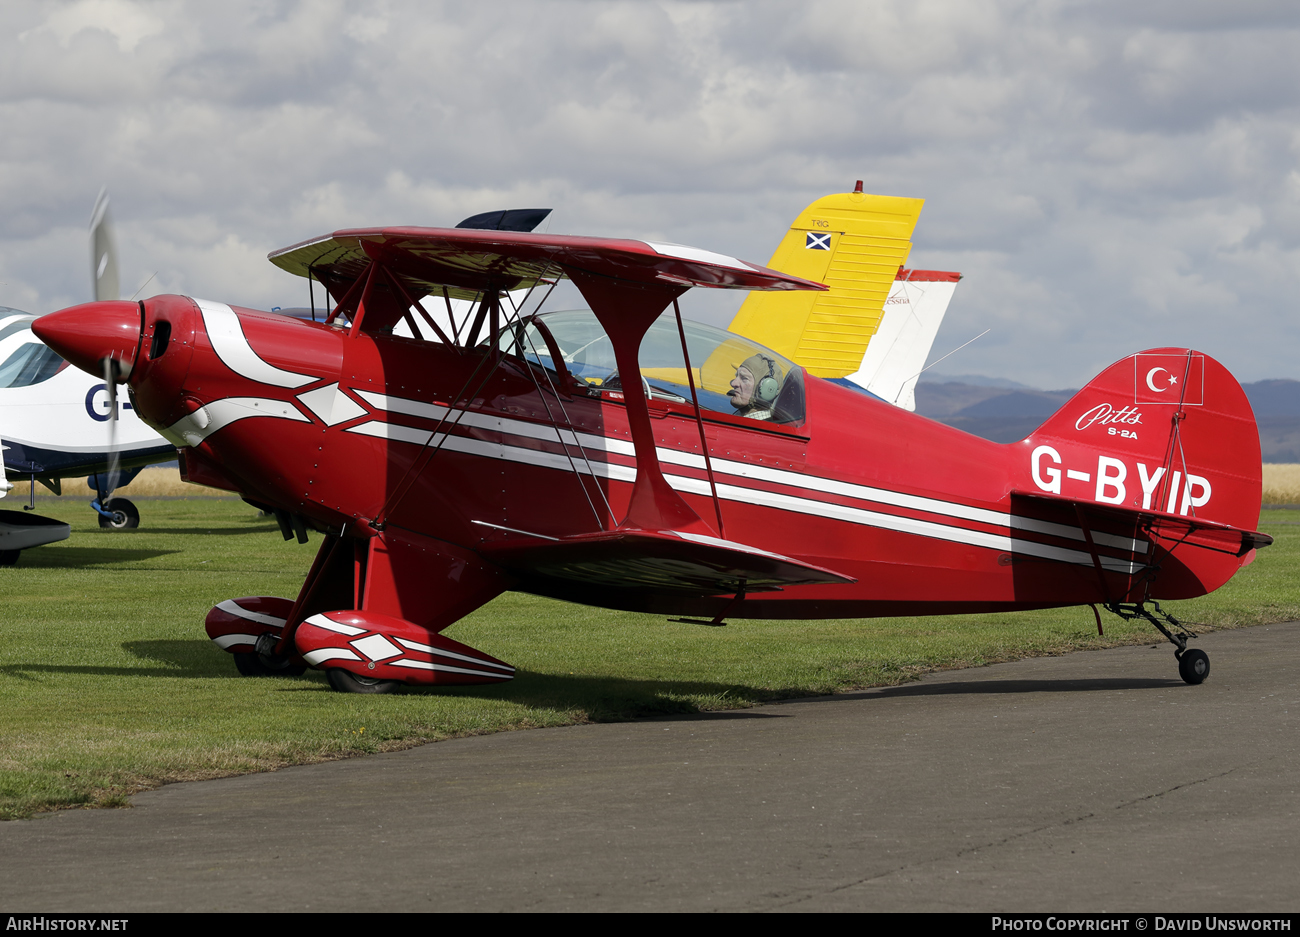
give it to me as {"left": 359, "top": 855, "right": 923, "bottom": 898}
{"left": 90, "top": 187, "right": 120, "bottom": 302}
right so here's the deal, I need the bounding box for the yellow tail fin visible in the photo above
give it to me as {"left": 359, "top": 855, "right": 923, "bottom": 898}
{"left": 728, "top": 191, "right": 923, "bottom": 378}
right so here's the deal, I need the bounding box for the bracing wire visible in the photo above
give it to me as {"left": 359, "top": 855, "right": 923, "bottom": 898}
{"left": 374, "top": 262, "right": 561, "bottom": 526}
{"left": 517, "top": 325, "right": 608, "bottom": 531}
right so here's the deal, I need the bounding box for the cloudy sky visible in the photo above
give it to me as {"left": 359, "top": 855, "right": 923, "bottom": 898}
{"left": 2, "top": 0, "right": 1298, "bottom": 388}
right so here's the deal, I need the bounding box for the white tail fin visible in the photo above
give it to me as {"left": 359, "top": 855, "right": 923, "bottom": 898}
{"left": 844, "top": 269, "right": 960, "bottom": 411}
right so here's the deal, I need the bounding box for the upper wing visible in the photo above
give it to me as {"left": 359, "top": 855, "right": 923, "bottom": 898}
{"left": 268, "top": 227, "right": 827, "bottom": 303}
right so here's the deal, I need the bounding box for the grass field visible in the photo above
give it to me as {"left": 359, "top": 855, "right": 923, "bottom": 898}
{"left": 2, "top": 490, "right": 1298, "bottom": 820}
{"left": 1262, "top": 464, "right": 1300, "bottom": 503}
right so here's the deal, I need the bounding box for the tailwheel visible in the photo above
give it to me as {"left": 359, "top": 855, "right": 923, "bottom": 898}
{"left": 97, "top": 497, "right": 139, "bottom": 530}
{"left": 1176, "top": 648, "right": 1210, "bottom": 685}
{"left": 0, "top": 550, "right": 19, "bottom": 567}
{"left": 326, "top": 668, "right": 401, "bottom": 694}
{"left": 1104, "top": 600, "right": 1207, "bottom": 684}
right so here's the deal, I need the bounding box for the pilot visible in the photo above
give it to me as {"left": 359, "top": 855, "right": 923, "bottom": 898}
{"left": 728, "top": 353, "right": 780, "bottom": 420}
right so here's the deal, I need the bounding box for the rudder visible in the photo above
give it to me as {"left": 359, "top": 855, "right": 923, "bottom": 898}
{"left": 1022, "top": 348, "right": 1262, "bottom": 537}
{"left": 727, "top": 191, "right": 922, "bottom": 378}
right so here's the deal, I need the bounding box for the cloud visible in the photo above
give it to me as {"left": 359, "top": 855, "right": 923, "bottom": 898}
{"left": 21, "top": 0, "right": 166, "bottom": 54}
{"left": 0, "top": 0, "right": 1297, "bottom": 386}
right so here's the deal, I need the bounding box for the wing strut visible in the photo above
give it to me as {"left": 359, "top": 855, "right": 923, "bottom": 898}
{"left": 1073, "top": 502, "right": 1114, "bottom": 603}
{"left": 565, "top": 268, "right": 715, "bottom": 535}
{"left": 672, "top": 296, "right": 726, "bottom": 538}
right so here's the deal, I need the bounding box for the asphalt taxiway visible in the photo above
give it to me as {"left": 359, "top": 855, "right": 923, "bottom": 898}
{"left": 2, "top": 622, "right": 1297, "bottom": 912}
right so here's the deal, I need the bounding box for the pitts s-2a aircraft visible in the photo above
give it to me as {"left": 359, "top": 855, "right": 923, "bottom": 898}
{"left": 34, "top": 193, "right": 1270, "bottom": 692}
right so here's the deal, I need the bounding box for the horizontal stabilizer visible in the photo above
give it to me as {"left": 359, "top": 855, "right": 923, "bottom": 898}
{"left": 1013, "top": 489, "right": 1272, "bottom": 559}
{"left": 477, "top": 526, "right": 855, "bottom": 596}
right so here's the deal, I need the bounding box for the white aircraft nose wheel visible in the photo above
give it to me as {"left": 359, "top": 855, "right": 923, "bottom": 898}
{"left": 97, "top": 497, "right": 139, "bottom": 530}
{"left": 1176, "top": 648, "right": 1210, "bottom": 685}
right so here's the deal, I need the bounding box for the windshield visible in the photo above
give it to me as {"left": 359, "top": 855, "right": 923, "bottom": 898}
{"left": 0, "top": 341, "right": 67, "bottom": 389}
{"left": 509, "top": 310, "right": 806, "bottom": 425}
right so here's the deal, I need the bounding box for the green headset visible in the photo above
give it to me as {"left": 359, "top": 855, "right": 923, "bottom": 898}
{"left": 740, "top": 353, "right": 780, "bottom": 407}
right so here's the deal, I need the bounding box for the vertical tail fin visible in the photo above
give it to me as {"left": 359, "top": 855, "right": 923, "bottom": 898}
{"left": 844, "top": 268, "right": 961, "bottom": 410}
{"left": 1023, "top": 347, "right": 1262, "bottom": 533}
{"left": 1015, "top": 348, "right": 1265, "bottom": 600}
{"left": 727, "top": 191, "right": 922, "bottom": 378}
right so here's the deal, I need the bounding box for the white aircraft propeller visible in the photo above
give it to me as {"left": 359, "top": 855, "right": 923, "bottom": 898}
{"left": 90, "top": 187, "right": 120, "bottom": 303}
{"left": 87, "top": 189, "right": 139, "bottom": 528}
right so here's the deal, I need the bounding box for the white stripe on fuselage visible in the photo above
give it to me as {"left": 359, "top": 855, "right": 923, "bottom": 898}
{"left": 196, "top": 299, "right": 317, "bottom": 389}
{"left": 348, "top": 392, "right": 1147, "bottom": 573}
{"left": 161, "top": 396, "right": 310, "bottom": 448}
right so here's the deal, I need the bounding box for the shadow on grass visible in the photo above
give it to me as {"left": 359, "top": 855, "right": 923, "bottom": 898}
{"left": 15, "top": 547, "right": 181, "bottom": 567}
{"left": 121, "top": 639, "right": 249, "bottom": 676}
{"left": 108, "top": 524, "right": 281, "bottom": 537}
{"left": 10, "top": 642, "right": 1187, "bottom": 719}
{"left": 389, "top": 670, "right": 830, "bottom": 719}
{"left": 0, "top": 641, "right": 231, "bottom": 681}
{"left": 32, "top": 641, "right": 787, "bottom": 718}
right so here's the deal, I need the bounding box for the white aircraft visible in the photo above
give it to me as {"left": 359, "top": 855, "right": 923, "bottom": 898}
{"left": 0, "top": 191, "right": 175, "bottom": 565}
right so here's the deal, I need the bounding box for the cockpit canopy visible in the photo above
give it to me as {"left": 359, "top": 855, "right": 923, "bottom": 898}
{"left": 510, "top": 310, "right": 806, "bottom": 426}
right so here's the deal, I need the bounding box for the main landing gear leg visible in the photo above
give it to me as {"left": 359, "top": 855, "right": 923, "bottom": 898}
{"left": 1104, "top": 600, "right": 1209, "bottom": 685}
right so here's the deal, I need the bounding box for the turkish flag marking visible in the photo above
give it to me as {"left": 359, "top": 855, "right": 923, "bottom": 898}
{"left": 1134, "top": 354, "right": 1204, "bottom": 405}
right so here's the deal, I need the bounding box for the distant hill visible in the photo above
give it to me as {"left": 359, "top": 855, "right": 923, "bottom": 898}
{"left": 914, "top": 382, "right": 1076, "bottom": 443}
{"left": 919, "top": 372, "right": 1036, "bottom": 390}
{"left": 1247, "top": 380, "right": 1300, "bottom": 461}
{"left": 914, "top": 377, "right": 1300, "bottom": 461}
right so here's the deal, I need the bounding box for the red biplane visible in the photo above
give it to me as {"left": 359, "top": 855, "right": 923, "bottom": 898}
{"left": 33, "top": 210, "right": 1269, "bottom": 692}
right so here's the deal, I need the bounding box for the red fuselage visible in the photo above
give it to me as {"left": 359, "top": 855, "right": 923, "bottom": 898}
{"left": 30, "top": 294, "right": 1247, "bottom": 621}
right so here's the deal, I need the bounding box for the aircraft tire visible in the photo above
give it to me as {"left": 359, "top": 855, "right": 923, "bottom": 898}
{"left": 326, "top": 668, "right": 401, "bottom": 694}
{"left": 0, "top": 550, "right": 20, "bottom": 566}
{"left": 1177, "top": 648, "right": 1210, "bottom": 685}
{"left": 97, "top": 498, "right": 140, "bottom": 530}
{"left": 233, "top": 652, "right": 306, "bottom": 678}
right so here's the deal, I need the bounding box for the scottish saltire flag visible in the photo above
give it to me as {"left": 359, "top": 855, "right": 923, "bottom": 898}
{"left": 806, "top": 232, "right": 831, "bottom": 250}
